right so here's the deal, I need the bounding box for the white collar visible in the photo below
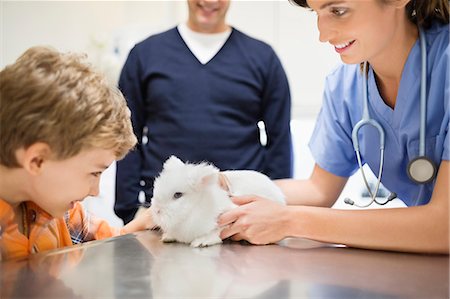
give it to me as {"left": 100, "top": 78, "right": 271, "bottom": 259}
{"left": 177, "top": 22, "right": 232, "bottom": 64}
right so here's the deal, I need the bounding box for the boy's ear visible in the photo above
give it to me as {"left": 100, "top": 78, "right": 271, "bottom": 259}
{"left": 16, "top": 142, "right": 52, "bottom": 175}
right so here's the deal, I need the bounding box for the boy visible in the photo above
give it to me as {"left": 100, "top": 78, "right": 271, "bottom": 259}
{"left": 0, "top": 46, "right": 154, "bottom": 261}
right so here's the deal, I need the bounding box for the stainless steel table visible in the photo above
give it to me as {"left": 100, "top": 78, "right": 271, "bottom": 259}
{"left": 1, "top": 230, "right": 448, "bottom": 298}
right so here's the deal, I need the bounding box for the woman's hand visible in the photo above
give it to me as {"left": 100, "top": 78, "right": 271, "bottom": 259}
{"left": 218, "top": 195, "right": 291, "bottom": 245}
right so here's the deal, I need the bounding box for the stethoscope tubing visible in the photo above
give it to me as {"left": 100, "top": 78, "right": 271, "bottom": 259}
{"left": 349, "top": 27, "right": 430, "bottom": 208}
{"left": 419, "top": 27, "right": 427, "bottom": 156}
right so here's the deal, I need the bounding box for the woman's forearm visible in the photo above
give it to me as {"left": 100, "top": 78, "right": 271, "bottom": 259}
{"left": 286, "top": 204, "right": 448, "bottom": 254}
{"left": 275, "top": 164, "right": 348, "bottom": 207}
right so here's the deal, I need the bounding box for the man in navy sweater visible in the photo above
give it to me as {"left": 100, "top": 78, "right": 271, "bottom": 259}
{"left": 115, "top": 0, "right": 293, "bottom": 224}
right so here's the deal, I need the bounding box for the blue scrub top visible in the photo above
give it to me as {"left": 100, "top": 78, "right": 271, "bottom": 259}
{"left": 309, "top": 22, "right": 449, "bottom": 206}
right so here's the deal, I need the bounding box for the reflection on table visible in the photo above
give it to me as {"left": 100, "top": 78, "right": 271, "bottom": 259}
{"left": 1, "top": 230, "right": 448, "bottom": 299}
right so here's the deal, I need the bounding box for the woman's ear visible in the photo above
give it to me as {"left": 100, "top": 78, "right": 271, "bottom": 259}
{"left": 16, "top": 143, "right": 52, "bottom": 175}
{"left": 394, "top": 0, "right": 411, "bottom": 9}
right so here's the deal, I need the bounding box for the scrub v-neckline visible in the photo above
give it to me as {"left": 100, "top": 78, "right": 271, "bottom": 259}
{"left": 367, "top": 38, "right": 421, "bottom": 130}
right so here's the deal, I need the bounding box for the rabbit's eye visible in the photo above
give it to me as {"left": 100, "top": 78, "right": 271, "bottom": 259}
{"left": 173, "top": 192, "right": 183, "bottom": 199}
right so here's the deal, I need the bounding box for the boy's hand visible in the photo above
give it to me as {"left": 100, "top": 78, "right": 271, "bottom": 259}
{"left": 122, "top": 207, "right": 156, "bottom": 234}
{"left": 140, "top": 207, "right": 158, "bottom": 230}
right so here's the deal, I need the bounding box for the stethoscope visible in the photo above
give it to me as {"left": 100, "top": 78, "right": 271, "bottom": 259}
{"left": 344, "top": 27, "right": 437, "bottom": 208}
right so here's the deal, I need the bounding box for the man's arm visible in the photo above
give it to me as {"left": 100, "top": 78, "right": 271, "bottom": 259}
{"left": 261, "top": 50, "right": 293, "bottom": 179}
{"left": 115, "top": 47, "right": 146, "bottom": 224}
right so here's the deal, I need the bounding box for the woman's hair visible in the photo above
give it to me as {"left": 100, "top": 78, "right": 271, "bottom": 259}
{"left": 289, "top": 0, "right": 449, "bottom": 28}
{"left": 0, "top": 46, "right": 137, "bottom": 167}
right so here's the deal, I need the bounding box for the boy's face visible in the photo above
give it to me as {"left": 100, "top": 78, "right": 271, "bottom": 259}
{"left": 31, "top": 148, "right": 116, "bottom": 218}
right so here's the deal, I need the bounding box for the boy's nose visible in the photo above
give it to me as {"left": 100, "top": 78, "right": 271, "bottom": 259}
{"left": 89, "top": 183, "right": 100, "bottom": 197}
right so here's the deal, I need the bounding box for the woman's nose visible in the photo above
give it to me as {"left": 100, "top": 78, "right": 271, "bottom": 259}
{"left": 317, "top": 16, "right": 335, "bottom": 43}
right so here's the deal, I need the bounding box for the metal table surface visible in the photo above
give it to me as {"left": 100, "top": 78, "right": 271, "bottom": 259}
{"left": 1, "top": 230, "right": 448, "bottom": 299}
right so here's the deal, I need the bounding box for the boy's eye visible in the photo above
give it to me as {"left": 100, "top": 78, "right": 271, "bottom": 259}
{"left": 173, "top": 192, "right": 183, "bottom": 199}
{"left": 91, "top": 172, "right": 102, "bottom": 177}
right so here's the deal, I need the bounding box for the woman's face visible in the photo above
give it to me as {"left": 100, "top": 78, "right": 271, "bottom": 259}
{"left": 187, "top": 0, "right": 231, "bottom": 33}
{"left": 306, "top": 0, "right": 406, "bottom": 64}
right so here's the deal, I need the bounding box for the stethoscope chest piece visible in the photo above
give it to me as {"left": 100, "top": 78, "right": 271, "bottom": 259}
{"left": 407, "top": 156, "right": 437, "bottom": 184}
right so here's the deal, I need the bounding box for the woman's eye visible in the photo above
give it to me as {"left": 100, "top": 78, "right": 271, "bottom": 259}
{"left": 173, "top": 192, "right": 183, "bottom": 199}
{"left": 331, "top": 8, "right": 346, "bottom": 16}
{"left": 91, "top": 172, "right": 102, "bottom": 178}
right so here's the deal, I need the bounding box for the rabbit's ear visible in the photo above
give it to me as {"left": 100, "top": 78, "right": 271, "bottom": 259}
{"left": 163, "top": 155, "right": 184, "bottom": 170}
{"left": 189, "top": 163, "right": 219, "bottom": 189}
{"left": 200, "top": 171, "right": 219, "bottom": 187}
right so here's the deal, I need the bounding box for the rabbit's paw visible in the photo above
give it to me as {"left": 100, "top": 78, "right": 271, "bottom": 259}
{"left": 190, "top": 233, "right": 222, "bottom": 247}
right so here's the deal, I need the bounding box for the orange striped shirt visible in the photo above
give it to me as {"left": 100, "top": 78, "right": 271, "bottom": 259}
{"left": 0, "top": 198, "right": 122, "bottom": 261}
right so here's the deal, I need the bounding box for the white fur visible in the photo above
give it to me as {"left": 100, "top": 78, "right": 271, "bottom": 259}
{"left": 151, "top": 156, "right": 286, "bottom": 247}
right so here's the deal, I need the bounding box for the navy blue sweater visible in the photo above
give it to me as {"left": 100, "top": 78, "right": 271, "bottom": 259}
{"left": 115, "top": 27, "right": 292, "bottom": 223}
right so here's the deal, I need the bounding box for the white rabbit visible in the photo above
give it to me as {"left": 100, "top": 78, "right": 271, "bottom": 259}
{"left": 151, "top": 155, "right": 285, "bottom": 247}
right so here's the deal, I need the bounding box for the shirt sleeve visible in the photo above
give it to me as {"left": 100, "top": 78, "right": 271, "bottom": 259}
{"left": 261, "top": 49, "right": 293, "bottom": 179}
{"left": 66, "top": 203, "right": 122, "bottom": 244}
{"left": 443, "top": 127, "right": 449, "bottom": 161}
{"left": 115, "top": 45, "right": 146, "bottom": 224}
{"left": 441, "top": 101, "right": 449, "bottom": 161}
{"left": 308, "top": 74, "right": 359, "bottom": 178}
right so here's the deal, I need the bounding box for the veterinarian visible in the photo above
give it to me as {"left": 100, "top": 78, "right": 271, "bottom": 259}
{"left": 115, "top": 0, "right": 293, "bottom": 224}
{"left": 220, "top": 0, "right": 449, "bottom": 254}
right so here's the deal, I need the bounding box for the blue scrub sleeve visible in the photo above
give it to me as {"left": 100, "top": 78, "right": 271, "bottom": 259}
{"left": 441, "top": 100, "right": 449, "bottom": 161}
{"left": 308, "top": 76, "right": 359, "bottom": 178}
{"left": 442, "top": 128, "right": 449, "bottom": 161}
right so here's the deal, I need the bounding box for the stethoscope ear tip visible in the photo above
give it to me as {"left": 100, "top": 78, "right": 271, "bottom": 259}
{"left": 387, "top": 192, "right": 397, "bottom": 201}
{"left": 344, "top": 198, "right": 354, "bottom": 205}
